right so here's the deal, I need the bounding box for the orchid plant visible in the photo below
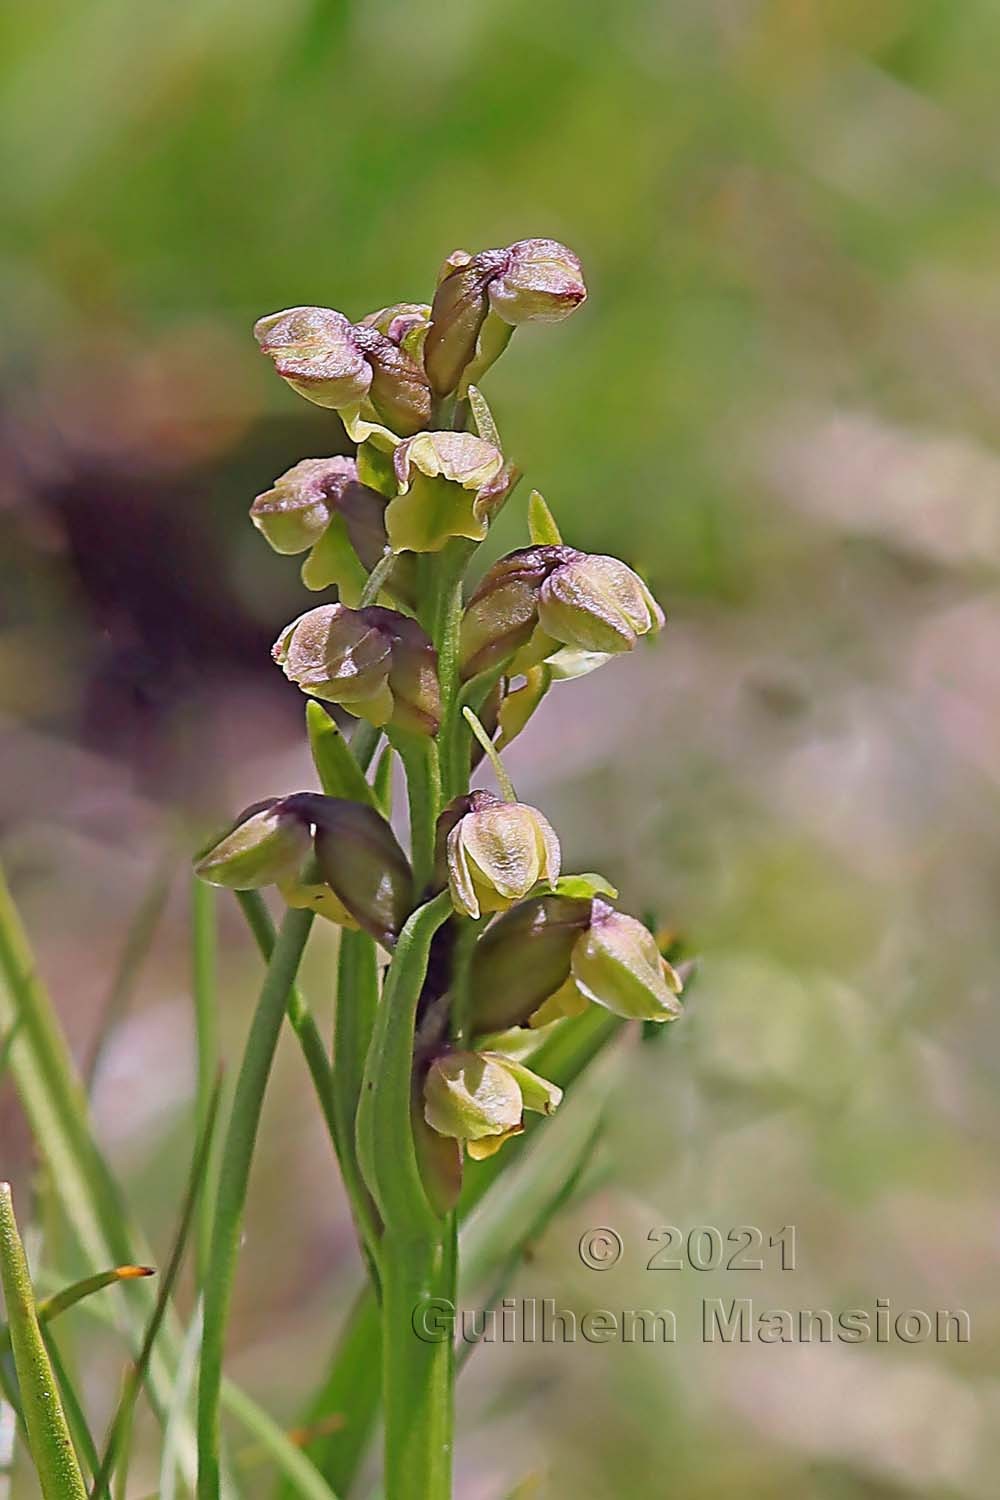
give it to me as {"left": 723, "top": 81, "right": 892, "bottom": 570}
{"left": 191, "top": 236, "right": 683, "bottom": 1500}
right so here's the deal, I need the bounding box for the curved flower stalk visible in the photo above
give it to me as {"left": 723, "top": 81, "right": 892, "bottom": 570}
{"left": 195, "top": 233, "right": 684, "bottom": 1500}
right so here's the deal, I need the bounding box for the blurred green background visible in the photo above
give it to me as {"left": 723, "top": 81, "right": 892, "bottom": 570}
{"left": 3, "top": 0, "right": 999, "bottom": 1495}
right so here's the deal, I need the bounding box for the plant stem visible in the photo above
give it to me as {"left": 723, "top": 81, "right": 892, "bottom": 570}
{"left": 428, "top": 545, "right": 471, "bottom": 804}
{"left": 390, "top": 733, "right": 441, "bottom": 894}
{"left": 197, "top": 905, "right": 314, "bottom": 1500}
{"left": 380, "top": 1225, "right": 455, "bottom": 1500}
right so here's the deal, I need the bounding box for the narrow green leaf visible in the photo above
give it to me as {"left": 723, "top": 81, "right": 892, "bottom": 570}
{"left": 197, "top": 905, "right": 314, "bottom": 1500}
{"left": 37, "top": 1264, "right": 155, "bottom": 1327}
{"left": 527, "top": 489, "right": 562, "bottom": 546}
{"left": 307, "top": 702, "right": 377, "bottom": 806}
{"left": 273, "top": 1291, "right": 380, "bottom": 1500}
{"left": 0, "top": 1018, "right": 23, "bottom": 1081}
{"left": 92, "top": 1078, "right": 222, "bottom": 1498}
{"left": 159, "top": 1307, "right": 202, "bottom": 1500}
{"left": 84, "top": 857, "right": 174, "bottom": 1092}
{"left": 458, "top": 1103, "right": 608, "bottom": 1364}
{"left": 192, "top": 878, "right": 219, "bottom": 1286}
{"left": 332, "top": 931, "right": 382, "bottom": 1274}
{"left": 355, "top": 890, "right": 453, "bottom": 1234}
{"left": 0, "top": 1182, "right": 87, "bottom": 1499}
{"left": 224, "top": 1381, "right": 340, "bottom": 1500}
{"left": 466, "top": 385, "right": 500, "bottom": 448}
{"left": 551, "top": 873, "right": 618, "bottom": 900}
{"left": 42, "top": 1326, "right": 99, "bottom": 1480}
{"left": 234, "top": 891, "right": 339, "bottom": 1156}
{"left": 0, "top": 862, "right": 197, "bottom": 1483}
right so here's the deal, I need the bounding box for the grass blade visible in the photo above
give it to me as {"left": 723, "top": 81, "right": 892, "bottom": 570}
{"left": 84, "top": 856, "right": 174, "bottom": 1091}
{"left": 159, "top": 1306, "right": 203, "bottom": 1500}
{"left": 0, "top": 862, "right": 197, "bottom": 1481}
{"left": 274, "top": 1289, "right": 380, "bottom": 1500}
{"left": 91, "top": 1077, "right": 223, "bottom": 1498}
{"left": 37, "top": 1264, "right": 155, "bottom": 1325}
{"left": 224, "top": 1382, "right": 340, "bottom": 1500}
{"left": 197, "top": 905, "right": 315, "bottom": 1500}
{"left": 457, "top": 1111, "right": 606, "bottom": 1371}
{"left": 0, "top": 1018, "right": 23, "bottom": 1082}
{"left": 234, "top": 892, "right": 339, "bottom": 1155}
{"left": 0, "top": 1182, "right": 87, "bottom": 1498}
{"left": 42, "top": 1328, "right": 100, "bottom": 1479}
{"left": 192, "top": 879, "right": 220, "bottom": 1285}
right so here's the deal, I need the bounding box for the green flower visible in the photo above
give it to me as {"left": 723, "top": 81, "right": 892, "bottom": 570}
{"left": 273, "top": 604, "right": 440, "bottom": 735}
{"left": 386, "top": 431, "right": 515, "bottom": 552}
{"left": 254, "top": 305, "right": 432, "bottom": 436}
{"left": 444, "top": 791, "right": 560, "bottom": 919}
{"left": 423, "top": 1050, "right": 562, "bottom": 1160}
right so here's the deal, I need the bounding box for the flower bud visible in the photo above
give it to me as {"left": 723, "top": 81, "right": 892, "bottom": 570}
{"left": 281, "top": 793, "right": 413, "bottom": 948}
{"left": 273, "top": 604, "right": 440, "bottom": 735}
{"left": 423, "top": 1049, "right": 561, "bottom": 1159}
{"left": 254, "top": 307, "right": 371, "bottom": 410}
{"left": 487, "top": 238, "right": 587, "bottom": 326}
{"left": 194, "top": 799, "right": 311, "bottom": 890}
{"left": 459, "top": 545, "right": 576, "bottom": 679}
{"left": 445, "top": 790, "right": 560, "bottom": 919}
{"left": 348, "top": 322, "right": 433, "bottom": 436}
{"left": 387, "top": 431, "right": 512, "bottom": 552}
{"left": 569, "top": 898, "right": 682, "bottom": 1022}
{"left": 423, "top": 249, "right": 504, "bottom": 397}
{"left": 254, "top": 305, "right": 432, "bottom": 436}
{"left": 467, "top": 893, "right": 593, "bottom": 1033}
{"left": 423, "top": 241, "right": 586, "bottom": 397}
{"left": 538, "top": 554, "right": 664, "bottom": 655}
{"left": 459, "top": 546, "right": 664, "bottom": 680}
{"left": 250, "top": 456, "right": 388, "bottom": 567}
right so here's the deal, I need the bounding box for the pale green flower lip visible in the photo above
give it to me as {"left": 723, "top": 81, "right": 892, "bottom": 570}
{"left": 423, "top": 1048, "right": 563, "bottom": 1160}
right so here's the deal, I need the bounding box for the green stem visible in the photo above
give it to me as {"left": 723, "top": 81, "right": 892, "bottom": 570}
{"left": 428, "top": 545, "right": 471, "bottom": 805}
{"left": 380, "top": 1224, "right": 455, "bottom": 1500}
{"left": 390, "top": 733, "right": 441, "bottom": 895}
{"left": 353, "top": 890, "right": 454, "bottom": 1500}
{"left": 197, "top": 905, "right": 314, "bottom": 1500}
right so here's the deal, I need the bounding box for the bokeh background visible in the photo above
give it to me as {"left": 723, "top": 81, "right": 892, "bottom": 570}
{"left": 3, "top": 0, "right": 1000, "bottom": 1495}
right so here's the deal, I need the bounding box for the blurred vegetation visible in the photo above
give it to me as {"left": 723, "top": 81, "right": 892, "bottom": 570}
{"left": 3, "top": 1, "right": 1000, "bottom": 1496}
